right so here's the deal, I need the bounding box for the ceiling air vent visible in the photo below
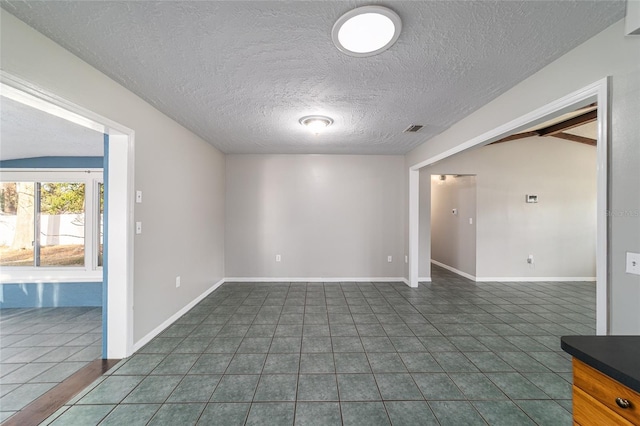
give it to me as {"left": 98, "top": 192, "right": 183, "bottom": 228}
{"left": 403, "top": 124, "right": 423, "bottom": 133}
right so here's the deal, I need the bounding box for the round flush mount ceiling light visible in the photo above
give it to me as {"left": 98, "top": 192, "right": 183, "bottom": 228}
{"left": 299, "top": 115, "right": 333, "bottom": 134}
{"left": 332, "top": 5, "right": 402, "bottom": 57}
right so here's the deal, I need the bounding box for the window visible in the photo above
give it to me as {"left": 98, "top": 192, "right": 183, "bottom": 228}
{"left": 0, "top": 182, "right": 35, "bottom": 266}
{"left": 0, "top": 170, "right": 103, "bottom": 282}
{"left": 97, "top": 182, "right": 104, "bottom": 268}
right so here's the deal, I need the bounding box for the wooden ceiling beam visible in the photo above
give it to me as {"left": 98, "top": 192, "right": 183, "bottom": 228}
{"left": 489, "top": 107, "right": 598, "bottom": 146}
{"left": 552, "top": 132, "right": 597, "bottom": 146}
{"left": 537, "top": 109, "right": 597, "bottom": 136}
{"left": 490, "top": 131, "right": 538, "bottom": 145}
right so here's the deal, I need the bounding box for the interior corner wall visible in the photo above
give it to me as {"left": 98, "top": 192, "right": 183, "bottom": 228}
{"left": 426, "top": 137, "right": 596, "bottom": 279}
{"left": 225, "top": 155, "right": 405, "bottom": 279}
{"left": 430, "top": 175, "right": 477, "bottom": 278}
{"left": 406, "top": 18, "right": 639, "bottom": 332}
{"left": 0, "top": 10, "right": 226, "bottom": 343}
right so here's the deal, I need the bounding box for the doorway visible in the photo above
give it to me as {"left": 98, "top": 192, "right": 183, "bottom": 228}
{"left": 408, "top": 78, "right": 609, "bottom": 334}
{"left": 1, "top": 71, "right": 136, "bottom": 357}
{"left": 428, "top": 174, "right": 477, "bottom": 281}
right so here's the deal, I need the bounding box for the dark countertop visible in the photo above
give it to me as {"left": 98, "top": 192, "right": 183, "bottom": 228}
{"left": 561, "top": 335, "right": 640, "bottom": 394}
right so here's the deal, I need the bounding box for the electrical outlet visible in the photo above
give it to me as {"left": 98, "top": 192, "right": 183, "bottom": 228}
{"left": 452, "top": 208, "right": 458, "bottom": 215}
{"left": 387, "top": 256, "right": 392, "bottom": 263}
{"left": 176, "top": 276, "right": 181, "bottom": 288}
{"left": 136, "top": 190, "right": 143, "bottom": 203}
{"left": 275, "top": 254, "right": 281, "bottom": 262}
{"left": 527, "top": 254, "right": 534, "bottom": 264}
{"left": 135, "top": 222, "right": 142, "bottom": 234}
{"left": 626, "top": 252, "right": 640, "bottom": 275}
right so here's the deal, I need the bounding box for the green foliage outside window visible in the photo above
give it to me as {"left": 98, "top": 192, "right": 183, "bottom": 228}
{"left": 40, "top": 183, "right": 85, "bottom": 214}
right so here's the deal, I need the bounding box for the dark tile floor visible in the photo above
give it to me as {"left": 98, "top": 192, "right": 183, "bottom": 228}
{"left": 0, "top": 307, "right": 102, "bottom": 422}
{"left": 42, "top": 267, "right": 595, "bottom": 425}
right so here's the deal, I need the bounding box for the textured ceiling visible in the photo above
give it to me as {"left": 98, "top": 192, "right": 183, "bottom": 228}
{"left": 0, "top": 97, "right": 104, "bottom": 161}
{"left": 1, "top": 1, "right": 625, "bottom": 155}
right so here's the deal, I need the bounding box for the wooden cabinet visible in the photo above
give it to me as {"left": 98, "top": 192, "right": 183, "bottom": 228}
{"left": 572, "top": 358, "right": 640, "bottom": 426}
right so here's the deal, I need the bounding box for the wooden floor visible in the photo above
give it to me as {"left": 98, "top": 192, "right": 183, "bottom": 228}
{"left": 2, "top": 359, "right": 119, "bottom": 426}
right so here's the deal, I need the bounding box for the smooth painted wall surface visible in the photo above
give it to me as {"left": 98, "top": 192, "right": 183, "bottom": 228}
{"left": 408, "top": 19, "right": 639, "bottom": 333}
{"left": 418, "top": 170, "right": 431, "bottom": 280}
{"left": 1, "top": 11, "right": 226, "bottom": 342}
{"left": 0, "top": 282, "right": 102, "bottom": 308}
{"left": 226, "top": 155, "right": 405, "bottom": 279}
{"left": 431, "top": 175, "right": 477, "bottom": 277}
{"left": 609, "top": 70, "right": 640, "bottom": 334}
{"left": 421, "top": 137, "right": 596, "bottom": 279}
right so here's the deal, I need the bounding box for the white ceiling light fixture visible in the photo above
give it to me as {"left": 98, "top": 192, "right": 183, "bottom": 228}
{"left": 299, "top": 115, "right": 333, "bottom": 135}
{"left": 332, "top": 5, "right": 402, "bottom": 57}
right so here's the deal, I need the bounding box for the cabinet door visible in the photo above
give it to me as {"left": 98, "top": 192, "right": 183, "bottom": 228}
{"left": 573, "top": 359, "right": 640, "bottom": 425}
{"left": 573, "top": 386, "right": 634, "bottom": 426}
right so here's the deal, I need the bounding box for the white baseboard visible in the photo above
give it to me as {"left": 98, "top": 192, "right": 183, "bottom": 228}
{"left": 476, "top": 277, "right": 597, "bottom": 282}
{"left": 132, "top": 278, "right": 225, "bottom": 352}
{"left": 224, "top": 277, "right": 407, "bottom": 283}
{"left": 431, "top": 260, "right": 477, "bottom": 281}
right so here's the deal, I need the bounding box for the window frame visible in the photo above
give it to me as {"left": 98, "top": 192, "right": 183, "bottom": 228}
{"left": 0, "top": 169, "right": 103, "bottom": 283}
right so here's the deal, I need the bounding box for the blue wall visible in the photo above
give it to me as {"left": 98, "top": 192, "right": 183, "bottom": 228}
{"left": 0, "top": 282, "right": 102, "bottom": 308}
{"left": 0, "top": 156, "right": 104, "bottom": 169}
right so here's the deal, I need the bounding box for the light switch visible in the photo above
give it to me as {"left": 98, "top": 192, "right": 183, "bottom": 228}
{"left": 136, "top": 190, "right": 143, "bottom": 203}
{"left": 136, "top": 222, "right": 142, "bottom": 234}
{"left": 626, "top": 252, "right": 640, "bottom": 275}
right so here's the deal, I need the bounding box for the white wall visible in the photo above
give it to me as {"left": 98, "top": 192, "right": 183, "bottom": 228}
{"left": 226, "top": 155, "right": 405, "bottom": 279}
{"left": 430, "top": 175, "right": 477, "bottom": 278}
{"left": 0, "top": 11, "right": 226, "bottom": 343}
{"left": 407, "top": 19, "right": 639, "bottom": 333}
{"left": 422, "top": 137, "right": 596, "bottom": 280}
{"left": 609, "top": 70, "right": 640, "bottom": 334}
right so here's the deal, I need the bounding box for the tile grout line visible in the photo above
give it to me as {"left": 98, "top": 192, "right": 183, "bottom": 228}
{"left": 24, "top": 271, "right": 590, "bottom": 424}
